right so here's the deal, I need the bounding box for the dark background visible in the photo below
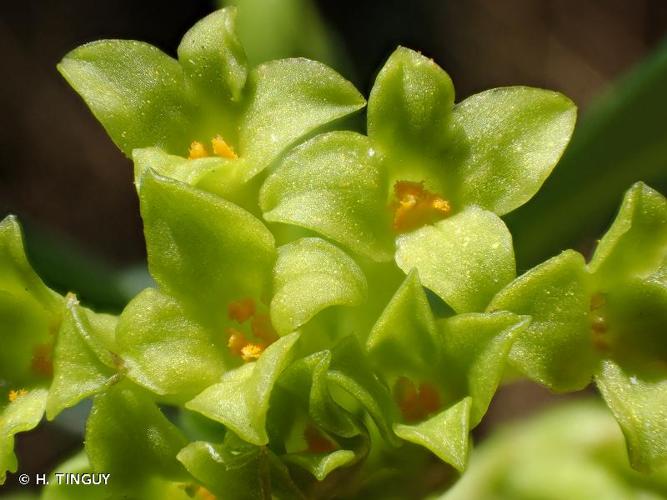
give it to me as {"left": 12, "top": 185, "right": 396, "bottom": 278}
{"left": 1, "top": 0, "right": 666, "bottom": 267}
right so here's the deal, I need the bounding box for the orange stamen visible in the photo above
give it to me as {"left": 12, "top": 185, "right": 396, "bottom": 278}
{"left": 394, "top": 377, "right": 441, "bottom": 422}
{"left": 227, "top": 328, "right": 249, "bottom": 357}
{"left": 240, "top": 343, "right": 264, "bottom": 362}
{"left": 211, "top": 135, "right": 238, "bottom": 159}
{"left": 31, "top": 344, "right": 53, "bottom": 377}
{"left": 228, "top": 298, "right": 256, "bottom": 324}
{"left": 196, "top": 486, "right": 217, "bottom": 500}
{"left": 227, "top": 327, "right": 265, "bottom": 362}
{"left": 304, "top": 425, "right": 336, "bottom": 453}
{"left": 8, "top": 389, "right": 28, "bottom": 402}
{"left": 391, "top": 181, "right": 451, "bottom": 233}
{"left": 188, "top": 141, "right": 209, "bottom": 159}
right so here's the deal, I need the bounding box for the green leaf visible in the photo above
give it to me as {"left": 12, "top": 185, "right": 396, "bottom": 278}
{"left": 368, "top": 47, "right": 454, "bottom": 161}
{"left": 589, "top": 182, "right": 667, "bottom": 285}
{"left": 178, "top": 433, "right": 302, "bottom": 500}
{"left": 0, "top": 216, "right": 63, "bottom": 386}
{"left": 596, "top": 359, "right": 667, "bottom": 472}
{"left": 186, "top": 332, "right": 300, "bottom": 445}
{"left": 46, "top": 298, "right": 119, "bottom": 420}
{"left": 116, "top": 288, "right": 226, "bottom": 400}
{"left": 261, "top": 131, "right": 392, "bottom": 261}
{"left": 85, "top": 385, "right": 188, "bottom": 487}
{"left": 139, "top": 170, "right": 275, "bottom": 327}
{"left": 177, "top": 437, "right": 267, "bottom": 500}
{"left": 277, "top": 351, "right": 358, "bottom": 438}
{"left": 271, "top": 238, "right": 367, "bottom": 335}
{"left": 58, "top": 41, "right": 196, "bottom": 156}
{"left": 283, "top": 449, "right": 356, "bottom": 481}
{"left": 0, "top": 217, "right": 62, "bottom": 312}
{"left": 366, "top": 271, "right": 439, "bottom": 378}
{"left": 327, "top": 336, "right": 399, "bottom": 445}
{"left": 0, "top": 389, "right": 47, "bottom": 484}
{"left": 395, "top": 206, "right": 515, "bottom": 313}
{"left": 177, "top": 7, "right": 247, "bottom": 102}
{"left": 446, "top": 87, "right": 576, "bottom": 215}
{"left": 132, "top": 147, "right": 225, "bottom": 188}
{"left": 438, "top": 312, "right": 529, "bottom": 426}
{"left": 394, "top": 397, "right": 471, "bottom": 472}
{"left": 488, "top": 250, "right": 596, "bottom": 391}
{"left": 240, "top": 59, "right": 365, "bottom": 179}
{"left": 133, "top": 148, "right": 255, "bottom": 209}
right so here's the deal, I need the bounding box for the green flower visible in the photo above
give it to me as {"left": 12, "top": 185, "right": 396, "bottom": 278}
{"left": 59, "top": 7, "right": 364, "bottom": 209}
{"left": 260, "top": 47, "right": 577, "bottom": 313}
{"left": 0, "top": 216, "right": 125, "bottom": 482}
{"left": 0, "top": 217, "right": 61, "bottom": 483}
{"left": 488, "top": 182, "right": 667, "bottom": 471}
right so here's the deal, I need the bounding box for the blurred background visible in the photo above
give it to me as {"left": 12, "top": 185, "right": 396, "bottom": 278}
{"left": 1, "top": 0, "right": 666, "bottom": 496}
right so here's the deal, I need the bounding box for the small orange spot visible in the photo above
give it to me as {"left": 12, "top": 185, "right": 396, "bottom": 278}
{"left": 211, "top": 135, "right": 238, "bottom": 159}
{"left": 31, "top": 344, "right": 53, "bottom": 378}
{"left": 227, "top": 328, "right": 249, "bottom": 357}
{"left": 391, "top": 181, "right": 451, "bottom": 233}
{"left": 227, "top": 328, "right": 265, "bottom": 362}
{"left": 304, "top": 425, "right": 336, "bottom": 453}
{"left": 8, "top": 389, "right": 28, "bottom": 402}
{"left": 394, "top": 377, "right": 441, "bottom": 422}
{"left": 251, "top": 314, "right": 278, "bottom": 343}
{"left": 228, "top": 298, "right": 256, "bottom": 324}
{"left": 418, "top": 382, "right": 441, "bottom": 415}
{"left": 188, "top": 141, "right": 209, "bottom": 159}
{"left": 590, "top": 293, "right": 606, "bottom": 311}
{"left": 196, "top": 486, "right": 217, "bottom": 500}
{"left": 591, "top": 315, "right": 609, "bottom": 351}
{"left": 240, "top": 343, "right": 264, "bottom": 362}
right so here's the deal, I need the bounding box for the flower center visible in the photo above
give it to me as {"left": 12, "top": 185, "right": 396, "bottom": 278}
{"left": 394, "top": 377, "right": 441, "bottom": 422}
{"left": 188, "top": 135, "right": 238, "bottom": 160}
{"left": 391, "top": 181, "right": 451, "bottom": 233}
{"left": 225, "top": 298, "right": 278, "bottom": 362}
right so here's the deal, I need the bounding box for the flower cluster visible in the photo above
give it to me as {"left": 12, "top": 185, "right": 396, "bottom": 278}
{"left": 1, "top": 8, "right": 665, "bottom": 498}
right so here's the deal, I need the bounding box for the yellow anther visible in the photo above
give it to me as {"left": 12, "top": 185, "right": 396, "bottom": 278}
{"left": 228, "top": 298, "right": 256, "bottom": 324}
{"left": 431, "top": 197, "right": 451, "bottom": 214}
{"left": 188, "top": 141, "right": 209, "bottom": 159}
{"left": 227, "top": 327, "right": 265, "bottom": 362}
{"left": 211, "top": 135, "right": 238, "bottom": 159}
{"left": 8, "top": 389, "right": 28, "bottom": 402}
{"left": 240, "top": 343, "right": 264, "bottom": 362}
{"left": 391, "top": 181, "right": 451, "bottom": 233}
